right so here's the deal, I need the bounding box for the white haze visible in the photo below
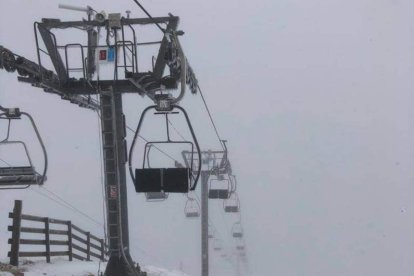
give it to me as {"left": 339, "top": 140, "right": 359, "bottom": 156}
{"left": 1, "top": 0, "right": 414, "bottom": 275}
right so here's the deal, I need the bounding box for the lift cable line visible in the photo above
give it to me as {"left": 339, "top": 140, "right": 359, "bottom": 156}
{"left": 130, "top": 0, "right": 166, "bottom": 34}
{"left": 34, "top": 187, "right": 161, "bottom": 266}
{"left": 34, "top": 187, "right": 103, "bottom": 226}
{"left": 167, "top": 118, "right": 188, "bottom": 141}
{"left": 125, "top": 125, "right": 178, "bottom": 163}
{"left": 197, "top": 84, "right": 225, "bottom": 151}
{"left": 0, "top": 155, "right": 107, "bottom": 229}
{"left": 96, "top": 109, "right": 180, "bottom": 164}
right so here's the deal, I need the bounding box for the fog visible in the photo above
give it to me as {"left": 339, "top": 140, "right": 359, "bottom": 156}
{"left": 1, "top": 0, "right": 414, "bottom": 275}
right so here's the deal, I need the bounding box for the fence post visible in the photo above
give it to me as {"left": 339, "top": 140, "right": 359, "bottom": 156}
{"left": 67, "top": 221, "right": 73, "bottom": 261}
{"left": 86, "top": 232, "right": 91, "bottom": 261}
{"left": 9, "top": 200, "right": 22, "bottom": 266}
{"left": 100, "top": 239, "right": 105, "bottom": 261}
{"left": 44, "top": 217, "right": 51, "bottom": 263}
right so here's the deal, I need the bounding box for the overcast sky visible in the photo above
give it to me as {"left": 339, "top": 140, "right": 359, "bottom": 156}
{"left": 1, "top": 0, "right": 414, "bottom": 275}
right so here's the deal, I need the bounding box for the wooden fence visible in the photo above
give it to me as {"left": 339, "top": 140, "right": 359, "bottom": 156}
{"left": 7, "top": 200, "right": 106, "bottom": 266}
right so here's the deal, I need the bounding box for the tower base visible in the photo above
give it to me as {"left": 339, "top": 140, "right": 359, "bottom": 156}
{"left": 104, "top": 253, "right": 145, "bottom": 276}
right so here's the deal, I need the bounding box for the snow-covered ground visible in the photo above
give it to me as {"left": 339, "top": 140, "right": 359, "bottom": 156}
{"left": 0, "top": 259, "right": 190, "bottom": 276}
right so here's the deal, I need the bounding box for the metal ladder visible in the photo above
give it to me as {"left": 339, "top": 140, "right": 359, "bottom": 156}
{"left": 100, "top": 93, "right": 122, "bottom": 255}
{"left": 115, "top": 40, "right": 137, "bottom": 79}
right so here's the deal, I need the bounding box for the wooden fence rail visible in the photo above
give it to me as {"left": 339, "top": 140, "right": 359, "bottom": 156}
{"left": 7, "top": 200, "right": 106, "bottom": 266}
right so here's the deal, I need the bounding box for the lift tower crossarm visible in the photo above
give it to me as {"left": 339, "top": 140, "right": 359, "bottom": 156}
{"left": 39, "top": 16, "right": 178, "bottom": 29}
{"left": 0, "top": 45, "right": 100, "bottom": 111}
{"left": 31, "top": 15, "right": 181, "bottom": 97}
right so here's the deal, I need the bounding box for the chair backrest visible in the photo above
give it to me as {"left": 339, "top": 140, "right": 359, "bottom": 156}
{"left": 233, "top": 232, "right": 243, "bottom": 238}
{"left": 145, "top": 192, "right": 168, "bottom": 201}
{"left": 0, "top": 166, "right": 36, "bottom": 176}
{"left": 134, "top": 167, "right": 190, "bottom": 193}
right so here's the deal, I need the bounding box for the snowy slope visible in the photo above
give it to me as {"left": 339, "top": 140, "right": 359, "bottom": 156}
{"left": 0, "top": 259, "right": 191, "bottom": 276}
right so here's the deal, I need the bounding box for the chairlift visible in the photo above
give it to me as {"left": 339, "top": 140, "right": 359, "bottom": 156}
{"left": 208, "top": 174, "right": 235, "bottom": 199}
{"left": 224, "top": 192, "right": 240, "bottom": 213}
{"left": 236, "top": 240, "right": 246, "bottom": 251}
{"left": 184, "top": 197, "right": 200, "bottom": 218}
{"left": 213, "top": 239, "right": 223, "bottom": 251}
{"left": 0, "top": 107, "right": 47, "bottom": 190}
{"left": 129, "top": 98, "right": 202, "bottom": 194}
{"left": 232, "top": 222, "right": 244, "bottom": 238}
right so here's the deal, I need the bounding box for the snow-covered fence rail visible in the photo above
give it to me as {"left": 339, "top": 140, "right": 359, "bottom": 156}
{"left": 7, "top": 200, "right": 106, "bottom": 266}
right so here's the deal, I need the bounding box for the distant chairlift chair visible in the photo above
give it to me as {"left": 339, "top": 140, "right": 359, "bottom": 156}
{"left": 184, "top": 197, "right": 200, "bottom": 218}
{"left": 224, "top": 192, "right": 240, "bottom": 213}
{"left": 208, "top": 174, "right": 235, "bottom": 199}
{"left": 0, "top": 107, "right": 47, "bottom": 190}
{"left": 236, "top": 239, "right": 246, "bottom": 251}
{"left": 232, "top": 222, "right": 244, "bottom": 238}
{"left": 128, "top": 99, "right": 202, "bottom": 196}
{"left": 213, "top": 238, "right": 223, "bottom": 251}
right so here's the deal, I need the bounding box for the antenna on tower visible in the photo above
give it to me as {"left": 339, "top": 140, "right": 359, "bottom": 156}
{"left": 58, "top": 4, "right": 94, "bottom": 16}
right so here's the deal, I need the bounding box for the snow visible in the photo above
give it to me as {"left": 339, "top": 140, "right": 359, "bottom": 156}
{"left": 143, "top": 265, "right": 191, "bottom": 276}
{"left": 0, "top": 259, "right": 191, "bottom": 276}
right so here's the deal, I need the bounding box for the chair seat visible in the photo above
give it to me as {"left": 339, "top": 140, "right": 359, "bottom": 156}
{"left": 146, "top": 192, "right": 168, "bottom": 201}
{"left": 186, "top": 212, "right": 200, "bottom": 218}
{"left": 208, "top": 189, "right": 229, "bottom": 199}
{"left": 225, "top": 206, "right": 239, "bottom": 213}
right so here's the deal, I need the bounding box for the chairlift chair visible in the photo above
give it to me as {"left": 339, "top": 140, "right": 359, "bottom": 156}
{"left": 232, "top": 222, "right": 244, "bottom": 238}
{"left": 208, "top": 175, "right": 234, "bottom": 199}
{"left": 129, "top": 103, "right": 201, "bottom": 194}
{"left": 213, "top": 239, "right": 223, "bottom": 251}
{"left": 236, "top": 240, "right": 246, "bottom": 251}
{"left": 224, "top": 192, "right": 240, "bottom": 213}
{"left": 0, "top": 107, "right": 47, "bottom": 190}
{"left": 184, "top": 197, "right": 200, "bottom": 218}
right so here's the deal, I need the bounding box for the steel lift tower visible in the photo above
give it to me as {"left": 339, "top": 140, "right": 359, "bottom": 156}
{"left": 183, "top": 144, "right": 232, "bottom": 276}
{"left": 0, "top": 5, "right": 199, "bottom": 275}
